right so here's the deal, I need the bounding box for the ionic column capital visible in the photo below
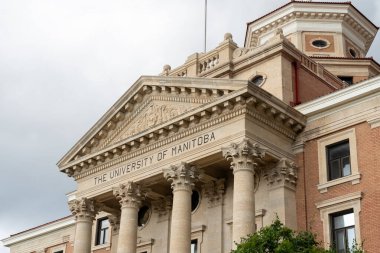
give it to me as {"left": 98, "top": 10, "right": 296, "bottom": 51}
{"left": 163, "top": 162, "right": 200, "bottom": 192}
{"left": 113, "top": 182, "right": 146, "bottom": 209}
{"left": 68, "top": 198, "right": 97, "bottom": 220}
{"left": 264, "top": 158, "right": 298, "bottom": 188}
{"left": 222, "top": 139, "right": 266, "bottom": 173}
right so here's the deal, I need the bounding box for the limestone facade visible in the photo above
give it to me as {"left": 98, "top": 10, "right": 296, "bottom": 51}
{"left": 2, "top": 1, "right": 380, "bottom": 253}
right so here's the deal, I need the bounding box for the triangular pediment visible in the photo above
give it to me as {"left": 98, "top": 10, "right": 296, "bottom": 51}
{"left": 57, "top": 76, "right": 247, "bottom": 168}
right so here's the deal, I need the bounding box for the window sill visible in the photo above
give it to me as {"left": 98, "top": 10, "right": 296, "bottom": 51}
{"left": 92, "top": 243, "right": 111, "bottom": 252}
{"left": 317, "top": 173, "right": 361, "bottom": 193}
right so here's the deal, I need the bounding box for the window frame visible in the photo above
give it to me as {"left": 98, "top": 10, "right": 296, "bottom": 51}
{"left": 317, "top": 128, "right": 360, "bottom": 193}
{"left": 50, "top": 244, "right": 66, "bottom": 253}
{"left": 95, "top": 217, "right": 110, "bottom": 246}
{"left": 326, "top": 139, "right": 351, "bottom": 181}
{"left": 330, "top": 209, "right": 356, "bottom": 252}
{"left": 316, "top": 192, "right": 362, "bottom": 250}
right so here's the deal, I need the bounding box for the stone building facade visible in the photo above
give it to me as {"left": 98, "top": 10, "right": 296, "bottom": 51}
{"left": 3, "top": 1, "right": 380, "bottom": 253}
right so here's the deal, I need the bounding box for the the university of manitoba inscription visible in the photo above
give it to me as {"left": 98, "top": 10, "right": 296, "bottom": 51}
{"left": 94, "top": 132, "right": 216, "bottom": 185}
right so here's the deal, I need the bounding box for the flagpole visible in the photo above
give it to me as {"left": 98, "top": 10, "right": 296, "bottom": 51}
{"left": 204, "top": 0, "right": 207, "bottom": 53}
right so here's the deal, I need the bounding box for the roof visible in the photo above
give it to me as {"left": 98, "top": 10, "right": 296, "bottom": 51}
{"left": 10, "top": 215, "right": 74, "bottom": 237}
{"left": 2, "top": 215, "right": 75, "bottom": 247}
{"left": 244, "top": 1, "right": 379, "bottom": 47}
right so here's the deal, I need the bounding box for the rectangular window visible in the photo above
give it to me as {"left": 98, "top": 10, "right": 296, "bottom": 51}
{"left": 331, "top": 209, "right": 356, "bottom": 253}
{"left": 191, "top": 239, "right": 198, "bottom": 253}
{"left": 326, "top": 140, "right": 351, "bottom": 181}
{"left": 95, "top": 218, "right": 110, "bottom": 245}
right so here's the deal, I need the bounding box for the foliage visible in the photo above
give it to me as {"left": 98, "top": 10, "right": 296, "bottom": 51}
{"left": 231, "top": 218, "right": 364, "bottom": 253}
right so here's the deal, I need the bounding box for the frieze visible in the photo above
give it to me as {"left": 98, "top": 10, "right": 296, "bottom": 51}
{"left": 92, "top": 132, "right": 216, "bottom": 186}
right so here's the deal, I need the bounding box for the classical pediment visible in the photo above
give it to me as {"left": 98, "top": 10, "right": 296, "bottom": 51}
{"left": 57, "top": 76, "right": 247, "bottom": 168}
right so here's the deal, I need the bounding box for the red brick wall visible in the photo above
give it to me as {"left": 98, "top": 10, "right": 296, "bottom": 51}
{"left": 297, "top": 67, "right": 336, "bottom": 104}
{"left": 296, "top": 123, "right": 380, "bottom": 252}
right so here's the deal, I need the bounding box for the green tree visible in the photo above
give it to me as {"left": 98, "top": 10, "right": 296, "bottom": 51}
{"left": 231, "top": 218, "right": 363, "bottom": 253}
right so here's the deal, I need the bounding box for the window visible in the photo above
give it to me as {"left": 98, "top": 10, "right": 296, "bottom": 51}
{"left": 331, "top": 210, "right": 356, "bottom": 253}
{"left": 317, "top": 128, "right": 360, "bottom": 193}
{"left": 54, "top": 251, "right": 63, "bottom": 253}
{"left": 348, "top": 48, "right": 357, "bottom": 58}
{"left": 96, "top": 218, "right": 110, "bottom": 245}
{"left": 326, "top": 140, "right": 351, "bottom": 181}
{"left": 138, "top": 205, "right": 151, "bottom": 227}
{"left": 312, "top": 39, "right": 329, "bottom": 48}
{"left": 191, "top": 239, "right": 198, "bottom": 253}
{"left": 191, "top": 190, "right": 200, "bottom": 212}
{"left": 251, "top": 75, "right": 264, "bottom": 86}
{"left": 338, "top": 76, "right": 353, "bottom": 85}
{"left": 316, "top": 192, "right": 362, "bottom": 250}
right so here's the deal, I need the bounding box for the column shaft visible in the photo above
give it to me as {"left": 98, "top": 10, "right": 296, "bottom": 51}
{"left": 113, "top": 182, "right": 145, "bottom": 253}
{"left": 232, "top": 169, "right": 256, "bottom": 244}
{"left": 163, "top": 162, "right": 200, "bottom": 253}
{"left": 169, "top": 189, "right": 192, "bottom": 253}
{"left": 73, "top": 217, "right": 93, "bottom": 253}
{"left": 117, "top": 206, "right": 139, "bottom": 253}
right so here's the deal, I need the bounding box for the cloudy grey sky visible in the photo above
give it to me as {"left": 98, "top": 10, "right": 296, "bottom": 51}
{"left": 0, "top": 0, "right": 379, "bottom": 252}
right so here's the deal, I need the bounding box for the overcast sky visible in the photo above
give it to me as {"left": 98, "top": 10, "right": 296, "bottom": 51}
{"left": 0, "top": 0, "right": 379, "bottom": 252}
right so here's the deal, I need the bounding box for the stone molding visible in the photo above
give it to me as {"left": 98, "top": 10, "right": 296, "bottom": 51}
{"left": 113, "top": 182, "right": 146, "bottom": 209}
{"left": 203, "top": 179, "right": 225, "bottom": 208}
{"left": 163, "top": 162, "right": 200, "bottom": 192}
{"left": 68, "top": 198, "right": 97, "bottom": 220}
{"left": 222, "top": 139, "right": 266, "bottom": 174}
{"left": 263, "top": 158, "right": 298, "bottom": 188}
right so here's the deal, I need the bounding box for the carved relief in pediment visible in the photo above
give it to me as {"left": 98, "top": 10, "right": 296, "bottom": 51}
{"left": 110, "top": 101, "right": 198, "bottom": 145}
{"left": 119, "top": 103, "right": 189, "bottom": 140}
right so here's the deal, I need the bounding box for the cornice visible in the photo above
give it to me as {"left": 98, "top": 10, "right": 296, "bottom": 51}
{"left": 245, "top": 4, "right": 377, "bottom": 51}
{"left": 61, "top": 86, "right": 305, "bottom": 179}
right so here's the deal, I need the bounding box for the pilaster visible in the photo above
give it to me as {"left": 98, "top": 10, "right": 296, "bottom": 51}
{"left": 264, "top": 158, "right": 298, "bottom": 229}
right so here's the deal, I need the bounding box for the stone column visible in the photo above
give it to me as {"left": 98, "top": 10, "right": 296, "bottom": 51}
{"left": 113, "top": 182, "right": 145, "bottom": 253}
{"left": 163, "top": 162, "right": 200, "bottom": 253}
{"left": 264, "top": 158, "right": 298, "bottom": 229}
{"left": 222, "top": 139, "right": 265, "bottom": 247}
{"left": 68, "top": 198, "right": 97, "bottom": 253}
